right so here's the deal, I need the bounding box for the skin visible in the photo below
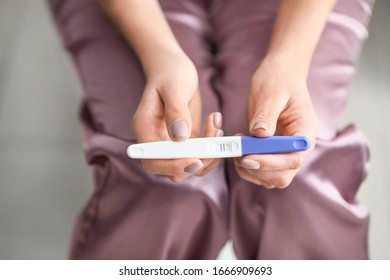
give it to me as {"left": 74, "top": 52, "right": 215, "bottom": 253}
{"left": 99, "top": 0, "right": 336, "bottom": 187}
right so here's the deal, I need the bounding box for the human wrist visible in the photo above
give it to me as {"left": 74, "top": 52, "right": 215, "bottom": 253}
{"left": 262, "top": 0, "right": 337, "bottom": 79}
{"left": 261, "top": 51, "right": 310, "bottom": 79}
{"left": 141, "top": 47, "right": 191, "bottom": 79}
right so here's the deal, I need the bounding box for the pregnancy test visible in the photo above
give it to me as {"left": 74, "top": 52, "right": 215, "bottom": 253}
{"left": 127, "top": 136, "right": 310, "bottom": 159}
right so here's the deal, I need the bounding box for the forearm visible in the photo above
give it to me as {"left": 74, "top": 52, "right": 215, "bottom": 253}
{"left": 98, "top": 0, "right": 185, "bottom": 76}
{"left": 266, "top": 0, "right": 337, "bottom": 76}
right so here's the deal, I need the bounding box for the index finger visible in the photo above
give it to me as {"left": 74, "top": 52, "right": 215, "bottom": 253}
{"left": 142, "top": 158, "right": 203, "bottom": 177}
{"left": 241, "top": 152, "right": 305, "bottom": 171}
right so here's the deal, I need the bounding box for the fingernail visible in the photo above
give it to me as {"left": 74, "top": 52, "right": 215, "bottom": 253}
{"left": 241, "top": 159, "right": 260, "bottom": 170}
{"left": 214, "top": 129, "right": 224, "bottom": 137}
{"left": 213, "top": 112, "right": 222, "bottom": 129}
{"left": 184, "top": 161, "right": 204, "bottom": 174}
{"left": 252, "top": 122, "right": 268, "bottom": 131}
{"left": 172, "top": 120, "right": 188, "bottom": 140}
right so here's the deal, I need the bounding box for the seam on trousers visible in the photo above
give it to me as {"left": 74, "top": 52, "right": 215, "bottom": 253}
{"left": 71, "top": 156, "right": 112, "bottom": 259}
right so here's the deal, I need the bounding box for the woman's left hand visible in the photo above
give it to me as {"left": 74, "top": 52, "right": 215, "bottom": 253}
{"left": 234, "top": 56, "right": 319, "bottom": 189}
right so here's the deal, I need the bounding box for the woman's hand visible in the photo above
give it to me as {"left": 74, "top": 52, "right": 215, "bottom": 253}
{"left": 99, "top": 0, "right": 223, "bottom": 182}
{"left": 233, "top": 0, "right": 336, "bottom": 188}
{"left": 234, "top": 56, "right": 319, "bottom": 188}
{"left": 132, "top": 51, "right": 223, "bottom": 182}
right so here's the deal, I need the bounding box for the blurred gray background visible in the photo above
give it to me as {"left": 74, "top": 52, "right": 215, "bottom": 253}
{"left": 0, "top": 0, "right": 389, "bottom": 259}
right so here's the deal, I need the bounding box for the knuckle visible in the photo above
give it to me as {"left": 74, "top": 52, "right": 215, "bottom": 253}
{"left": 141, "top": 160, "right": 154, "bottom": 174}
{"left": 262, "top": 183, "right": 275, "bottom": 189}
{"left": 254, "top": 111, "right": 274, "bottom": 122}
{"left": 171, "top": 160, "right": 185, "bottom": 173}
{"left": 191, "top": 129, "right": 201, "bottom": 138}
{"left": 291, "top": 155, "right": 304, "bottom": 170}
{"left": 166, "top": 104, "right": 184, "bottom": 117}
{"left": 164, "top": 161, "right": 183, "bottom": 177}
{"left": 275, "top": 175, "right": 293, "bottom": 188}
{"left": 263, "top": 159, "right": 276, "bottom": 170}
{"left": 170, "top": 176, "right": 185, "bottom": 183}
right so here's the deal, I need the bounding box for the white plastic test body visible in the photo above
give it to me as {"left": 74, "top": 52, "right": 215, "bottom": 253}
{"left": 127, "top": 136, "right": 310, "bottom": 159}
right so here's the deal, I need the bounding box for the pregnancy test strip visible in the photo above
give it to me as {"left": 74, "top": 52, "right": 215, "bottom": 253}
{"left": 127, "top": 136, "right": 310, "bottom": 159}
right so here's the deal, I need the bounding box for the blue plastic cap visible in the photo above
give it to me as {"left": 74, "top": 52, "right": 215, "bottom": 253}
{"left": 241, "top": 136, "right": 310, "bottom": 156}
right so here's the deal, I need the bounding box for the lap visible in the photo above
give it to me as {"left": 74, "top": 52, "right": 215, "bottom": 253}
{"left": 49, "top": 0, "right": 373, "bottom": 259}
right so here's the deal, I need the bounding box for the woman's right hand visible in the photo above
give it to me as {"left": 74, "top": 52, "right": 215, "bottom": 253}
{"left": 132, "top": 51, "right": 223, "bottom": 182}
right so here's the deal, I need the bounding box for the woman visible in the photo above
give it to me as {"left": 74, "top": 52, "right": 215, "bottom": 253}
{"left": 49, "top": 0, "right": 373, "bottom": 259}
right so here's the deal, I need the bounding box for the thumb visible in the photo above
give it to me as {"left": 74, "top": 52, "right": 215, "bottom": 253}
{"left": 165, "top": 100, "right": 192, "bottom": 141}
{"left": 249, "top": 93, "right": 286, "bottom": 137}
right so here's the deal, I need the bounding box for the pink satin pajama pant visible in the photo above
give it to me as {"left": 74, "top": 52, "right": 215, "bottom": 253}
{"left": 49, "top": 0, "right": 373, "bottom": 259}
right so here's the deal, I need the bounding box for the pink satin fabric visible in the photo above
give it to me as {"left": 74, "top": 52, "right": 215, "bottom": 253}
{"left": 48, "top": 0, "right": 373, "bottom": 259}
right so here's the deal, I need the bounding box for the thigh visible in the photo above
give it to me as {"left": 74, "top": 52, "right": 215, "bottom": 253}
{"left": 212, "top": 0, "right": 373, "bottom": 259}
{"left": 49, "top": 0, "right": 228, "bottom": 259}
